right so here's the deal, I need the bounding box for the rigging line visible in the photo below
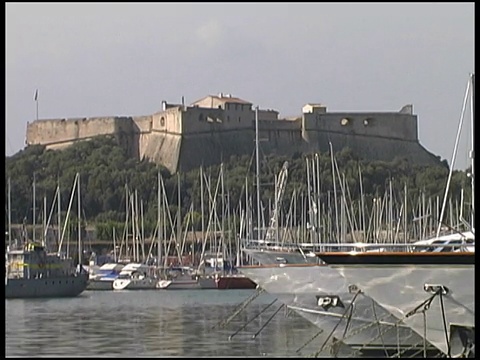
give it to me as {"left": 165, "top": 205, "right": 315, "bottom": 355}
{"left": 347, "top": 289, "right": 445, "bottom": 358}
{"left": 439, "top": 292, "right": 451, "bottom": 358}
{"left": 228, "top": 298, "right": 278, "bottom": 340}
{"left": 251, "top": 303, "right": 284, "bottom": 339}
{"left": 437, "top": 77, "right": 470, "bottom": 237}
{"left": 338, "top": 300, "right": 355, "bottom": 344}
{"left": 423, "top": 309, "right": 427, "bottom": 358}
{"left": 314, "top": 289, "right": 362, "bottom": 357}
{"left": 295, "top": 321, "right": 324, "bottom": 354}
{"left": 371, "top": 298, "right": 389, "bottom": 358}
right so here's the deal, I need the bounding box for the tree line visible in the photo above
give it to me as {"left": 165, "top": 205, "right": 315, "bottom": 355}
{"left": 5, "top": 135, "right": 472, "bottom": 240}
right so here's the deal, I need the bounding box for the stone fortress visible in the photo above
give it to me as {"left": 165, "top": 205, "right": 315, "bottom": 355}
{"left": 26, "top": 94, "right": 442, "bottom": 173}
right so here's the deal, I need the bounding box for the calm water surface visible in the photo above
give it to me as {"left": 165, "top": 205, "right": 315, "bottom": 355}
{"left": 6, "top": 289, "right": 326, "bottom": 357}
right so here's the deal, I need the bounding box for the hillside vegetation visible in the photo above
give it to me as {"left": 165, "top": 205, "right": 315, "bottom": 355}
{"left": 5, "top": 136, "right": 472, "bottom": 240}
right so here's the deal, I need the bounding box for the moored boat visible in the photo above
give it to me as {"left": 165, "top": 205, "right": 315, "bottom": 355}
{"left": 5, "top": 242, "right": 88, "bottom": 299}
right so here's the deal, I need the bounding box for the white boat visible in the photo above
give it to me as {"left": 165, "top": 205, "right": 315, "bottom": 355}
{"left": 112, "top": 263, "right": 158, "bottom": 290}
{"left": 239, "top": 260, "right": 433, "bottom": 355}
{"left": 87, "top": 263, "right": 125, "bottom": 290}
{"left": 156, "top": 267, "right": 217, "bottom": 290}
{"left": 316, "top": 248, "right": 475, "bottom": 357}
{"left": 157, "top": 277, "right": 201, "bottom": 290}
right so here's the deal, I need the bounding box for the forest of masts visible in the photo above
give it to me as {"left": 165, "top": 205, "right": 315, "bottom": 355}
{"left": 6, "top": 151, "right": 473, "bottom": 268}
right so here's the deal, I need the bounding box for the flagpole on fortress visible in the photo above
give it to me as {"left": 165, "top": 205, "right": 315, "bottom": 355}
{"left": 34, "top": 89, "right": 39, "bottom": 121}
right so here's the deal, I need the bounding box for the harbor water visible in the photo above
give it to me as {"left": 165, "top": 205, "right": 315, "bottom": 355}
{"left": 6, "top": 289, "right": 330, "bottom": 358}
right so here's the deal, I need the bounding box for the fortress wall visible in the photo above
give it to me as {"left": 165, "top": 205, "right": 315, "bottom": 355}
{"left": 303, "top": 112, "right": 418, "bottom": 141}
{"left": 259, "top": 129, "right": 304, "bottom": 155}
{"left": 177, "top": 130, "right": 255, "bottom": 172}
{"left": 152, "top": 107, "right": 182, "bottom": 133}
{"left": 132, "top": 115, "right": 153, "bottom": 133}
{"left": 260, "top": 119, "right": 301, "bottom": 131}
{"left": 258, "top": 109, "right": 279, "bottom": 121}
{"left": 182, "top": 106, "right": 254, "bottom": 134}
{"left": 257, "top": 119, "right": 303, "bottom": 154}
{"left": 181, "top": 107, "right": 226, "bottom": 133}
{"left": 26, "top": 117, "right": 118, "bottom": 146}
{"left": 112, "top": 117, "right": 139, "bottom": 159}
{"left": 139, "top": 132, "right": 182, "bottom": 173}
{"left": 77, "top": 117, "right": 118, "bottom": 138}
{"left": 306, "top": 131, "right": 440, "bottom": 166}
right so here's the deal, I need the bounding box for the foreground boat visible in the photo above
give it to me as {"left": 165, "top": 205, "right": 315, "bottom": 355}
{"left": 239, "top": 262, "right": 435, "bottom": 355}
{"left": 5, "top": 242, "right": 88, "bottom": 299}
{"left": 316, "top": 250, "right": 475, "bottom": 357}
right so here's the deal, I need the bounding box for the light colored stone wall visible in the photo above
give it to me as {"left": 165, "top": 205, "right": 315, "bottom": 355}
{"left": 23, "top": 100, "right": 441, "bottom": 174}
{"left": 132, "top": 115, "right": 153, "bottom": 133}
{"left": 152, "top": 107, "right": 182, "bottom": 134}
{"left": 181, "top": 106, "right": 254, "bottom": 134}
{"left": 26, "top": 117, "right": 118, "bottom": 146}
{"left": 302, "top": 110, "right": 417, "bottom": 141}
{"left": 139, "top": 132, "right": 181, "bottom": 173}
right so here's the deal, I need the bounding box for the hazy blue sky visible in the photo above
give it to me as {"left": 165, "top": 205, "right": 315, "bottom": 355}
{"left": 6, "top": 2, "right": 474, "bottom": 170}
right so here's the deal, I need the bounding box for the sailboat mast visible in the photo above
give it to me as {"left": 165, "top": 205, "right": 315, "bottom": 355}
{"left": 157, "top": 170, "right": 162, "bottom": 268}
{"left": 57, "top": 178, "right": 61, "bottom": 248}
{"left": 469, "top": 73, "right": 474, "bottom": 225}
{"left": 177, "top": 172, "right": 181, "bottom": 264}
{"left": 77, "top": 173, "right": 82, "bottom": 268}
{"left": 200, "top": 166, "right": 205, "bottom": 259}
{"left": 255, "top": 106, "right": 261, "bottom": 240}
{"left": 43, "top": 195, "right": 47, "bottom": 246}
{"left": 8, "top": 177, "right": 11, "bottom": 247}
{"left": 33, "top": 172, "right": 36, "bottom": 243}
{"left": 113, "top": 227, "right": 117, "bottom": 262}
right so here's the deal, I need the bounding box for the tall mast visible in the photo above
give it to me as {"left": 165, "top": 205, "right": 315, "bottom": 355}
{"left": 8, "top": 177, "right": 11, "bottom": 247}
{"left": 255, "top": 106, "right": 261, "bottom": 240}
{"left": 57, "top": 177, "right": 61, "bottom": 248}
{"left": 43, "top": 195, "right": 47, "bottom": 246}
{"left": 77, "top": 173, "right": 82, "bottom": 268}
{"left": 33, "top": 172, "right": 36, "bottom": 243}
{"left": 157, "top": 170, "right": 162, "bottom": 267}
{"left": 200, "top": 166, "right": 205, "bottom": 256}
{"left": 469, "top": 73, "right": 474, "bottom": 226}
{"left": 436, "top": 77, "right": 470, "bottom": 237}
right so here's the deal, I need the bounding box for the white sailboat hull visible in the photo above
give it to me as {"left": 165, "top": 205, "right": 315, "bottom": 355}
{"left": 112, "top": 277, "right": 157, "bottom": 290}
{"left": 331, "top": 263, "right": 474, "bottom": 356}
{"left": 239, "top": 264, "right": 427, "bottom": 349}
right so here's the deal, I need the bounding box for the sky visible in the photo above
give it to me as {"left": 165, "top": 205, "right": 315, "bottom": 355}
{"left": 6, "top": 2, "right": 475, "bottom": 170}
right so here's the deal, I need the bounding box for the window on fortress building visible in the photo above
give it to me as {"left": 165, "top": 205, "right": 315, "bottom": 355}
{"left": 199, "top": 114, "right": 204, "bottom": 122}
{"left": 160, "top": 117, "right": 165, "bottom": 126}
{"left": 227, "top": 116, "right": 230, "bottom": 122}
{"left": 238, "top": 116, "right": 241, "bottom": 122}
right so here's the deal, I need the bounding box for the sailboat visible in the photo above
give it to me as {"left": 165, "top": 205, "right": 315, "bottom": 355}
{"left": 5, "top": 173, "right": 89, "bottom": 299}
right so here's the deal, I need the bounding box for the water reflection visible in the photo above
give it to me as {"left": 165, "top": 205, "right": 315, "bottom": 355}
{"left": 6, "top": 290, "right": 322, "bottom": 357}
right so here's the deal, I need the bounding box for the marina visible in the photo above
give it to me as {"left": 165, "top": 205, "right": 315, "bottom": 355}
{"left": 6, "top": 3, "right": 475, "bottom": 358}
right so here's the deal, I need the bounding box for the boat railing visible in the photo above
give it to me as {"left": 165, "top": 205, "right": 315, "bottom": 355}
{"left": 242, "top": 238, "right": 474, "bottom": 253}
